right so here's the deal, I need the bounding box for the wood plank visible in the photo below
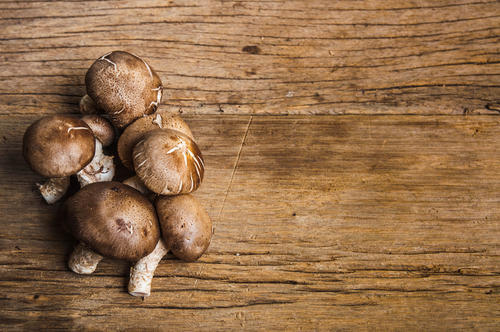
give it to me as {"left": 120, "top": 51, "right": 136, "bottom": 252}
{"left": 0, "top": 0, "right": 499, "bottom": 116}
{"left": 1, "top": 114, "right": 499, "bottom": 330}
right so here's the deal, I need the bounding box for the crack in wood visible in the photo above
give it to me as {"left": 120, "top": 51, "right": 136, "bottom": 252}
{"left": 217, "top": 115, "right": 253, "bottom": 220}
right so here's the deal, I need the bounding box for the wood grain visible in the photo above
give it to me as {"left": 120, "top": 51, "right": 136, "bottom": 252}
{"left": 1, "top": 114, "right": 499, "bottom": 330}
{"left": 0, "top": 0, "right": 499, "bottom": 330}
{"left": 0, "top": 0, "right": 499, "bottom": 116}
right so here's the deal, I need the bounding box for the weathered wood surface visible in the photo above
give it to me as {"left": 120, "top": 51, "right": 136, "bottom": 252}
{"left": 1, "top": 0, "right": 500, "bottom": 331}
{"left": 0, "top": 0, "right": 499, "bottom": 116}
{"left": 1, "top": 114, "right": 499, "bottom": 330}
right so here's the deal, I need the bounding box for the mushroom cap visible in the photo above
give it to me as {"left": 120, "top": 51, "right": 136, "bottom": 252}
{"left": 81, "top": 115, "right": 115, "bottom": 147}
{"left": 156, "top": 194, "right": 212, "bottom": 261}
{"left": 85, "top": 51, "right": 163, "bottom": 129}
{"left": 23, "top": 115, "right": 95, "bottom": 177}
{"left": 133, "top": 129, "right": 204, "bottom": 195}
{"left": 117, "top": 111, "right": 194, "bottom": 169}
{"left": 62, "top": 182, "right": 160, "bottom": 261}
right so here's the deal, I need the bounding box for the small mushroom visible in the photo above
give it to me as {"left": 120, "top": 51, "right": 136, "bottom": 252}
{"left": 76, "top": 115, "right": 116, "bottom": 187}
{"left": 23, "top": 115, "right": 95, "bottom": 203}
{"left": 81, "top": 115, "right": 115, "bottom": 148}
{"left": 128, "top": 194, "right": 213, "bottom": 297}
{"left": 79, "top": 94, "right": 100, "bottom": 115}
{"left": 85, "top": 51, "right": 163, "bottom": 129}
{"left": 117, "top": 111, "right": 194, "bottom": 170}
{"left": 62, "top": 182, "right": 160, "bottom": 274}
{"left": 122, "top": 175, "right": 151, "bottom": 195}
{"left": 37, "top": 177, "right": 71, "bottom": 205}
{"left": 133, "top": 129, "right": 204, "bottom": 195}
{"left": 122, "top": 175, "right": 157, "bottom": 202}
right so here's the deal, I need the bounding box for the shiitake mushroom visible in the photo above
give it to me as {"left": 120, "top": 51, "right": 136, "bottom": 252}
{"left": 117, "top": 111, "right": 194, "bottom": 170}
{"left": 128, "top": 194, "right": 213, "bottom": 297}
{"left": 84, "top": 51, "right": 163, "bottom": 129}
{"left": 62, "top": 182, "right": 160, "bottom": 274}
{"left": 23, "top": 115, "right": 95, "bottom": 203}
{"left": 133, "top": 129, "right": 204, "bottom": 195}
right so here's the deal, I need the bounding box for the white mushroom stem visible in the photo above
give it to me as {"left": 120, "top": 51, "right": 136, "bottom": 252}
{"left": 123, "top": 176, "right": 151, "bottom": 195}
{"left": 128, "top": 238, "right": 168, "bottom": 297}
{"left": 36, "top": 177, "right": 70, "bottom": 204}
{"left": 76, "top": 139, "right": 115, "bottom": 187}
{"left": 68, "top": 242, "right": 103, "bottom": 274}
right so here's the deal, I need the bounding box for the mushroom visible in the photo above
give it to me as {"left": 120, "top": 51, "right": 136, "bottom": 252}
{"left": 23, "top": 115, "right": 95, "bottom": 203}
{"left": 133, "top": 129, "right": 204, "bottom": 195}
{"left": 77, "top": 115, "right": 116, "bottom": 187}
{"left": 128, "top": 194, "right": 213, "bottom": 297}
{"left": 85, "top": 51, "right": 163, "bottom": 129}
{"left": 81, "top": 115, "right": 115, "bottom": 148}
{"left": 37, "top": 177, "right": 71, "bottom": 205}
{"left": 117, "top": 111, "right": 194, "bottom": 170}
{"left": 122, "top": 175, "right": 158, "bottom": 202}
{"left": 61, "top": 182, "right": 160, "bottom": 274}
{"left": 122, "top": 175, "right": 151, "bottom": 195}
{"left": 79, "top": 94, "right": 99, "bottom": 115}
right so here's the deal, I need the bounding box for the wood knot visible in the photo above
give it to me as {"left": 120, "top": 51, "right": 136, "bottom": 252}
{"left": 242, "top": 45, "right": 261, "bottom": 54}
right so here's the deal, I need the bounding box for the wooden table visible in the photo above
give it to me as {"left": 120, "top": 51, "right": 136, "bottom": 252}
{"left": 1, "top": 1, "right": 499, "bottom": 330}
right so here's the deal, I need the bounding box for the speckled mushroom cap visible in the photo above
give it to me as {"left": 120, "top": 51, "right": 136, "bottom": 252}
{"left": 133, "top": 129, "right": 204, "bottom": 195}
{"left": 117, "top": 111, "right": 194, "bottom": 169}
{"left": 85, "top": 51, "right": 163, "bottom": 129}
{"left": 23, "top": 115, "right": 95, "bottom": 177}
{"left": 81, "top": 115, "right": 115, "bottom": 147}
{"left": 62, "top": 182, "right": 160, "bottom": 261}
{"left": 156, "top": 194, "right": 212, "bottom": 261}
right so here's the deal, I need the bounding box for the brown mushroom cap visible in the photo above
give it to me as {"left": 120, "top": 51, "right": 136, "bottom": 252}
{"left": 156, "top": 194, "right": 212, "bottom": 261}
{"left": 81, "top": 115, "right": 115, "bottom": 147}
{"left": 85, "top": 51, "right": 163, "bottom": 129}
{"left": 133, "top": 129, "right": 204, "bottom": 195}
{"left": 23, "top": 115, "right": 95, "bottom": 177}
{"left": 62, "top": 182, "right": 160, "bottom": 261}
{"left": 117, "top": 111, "right": 194, "bottom": 169}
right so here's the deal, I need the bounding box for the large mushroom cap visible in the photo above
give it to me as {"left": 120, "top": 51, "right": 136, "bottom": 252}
{"left": 62, "top": 182, "right": 160, "bottom": 261}
{"left": 156, "top": 194, "right": 212, "bottom": 261}
{"left": 23, "top": 115, "right": 95, "bottom": 177}
{"left": 85, "top": 51, "right": 163, "bottom": 129}
{"left": 117, "top": 111, "right": 194, "bottom": 169}
{"left": 133, "top": 129, "right": 204, "bottom": 195}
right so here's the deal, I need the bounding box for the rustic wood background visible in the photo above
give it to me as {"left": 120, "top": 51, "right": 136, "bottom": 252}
{"left": 1, "top": 0, "right": 499, "bottom": 330}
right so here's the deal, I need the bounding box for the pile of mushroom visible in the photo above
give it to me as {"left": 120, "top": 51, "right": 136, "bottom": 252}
{"left": 22, "top": 51, "right": 213, "bottom": 297}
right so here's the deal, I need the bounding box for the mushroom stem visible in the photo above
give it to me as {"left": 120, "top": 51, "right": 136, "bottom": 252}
{"left": 68, "top": 242, "right": 103, "bottom": 274}
{"left": 128, "top": 238, "right": 168, "bottom": 297}
{"left": 36, "top": 177, "right": 70, "bottom": 204}
{"left": 76, "top": 140, "right": 115, "bottom": 187}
